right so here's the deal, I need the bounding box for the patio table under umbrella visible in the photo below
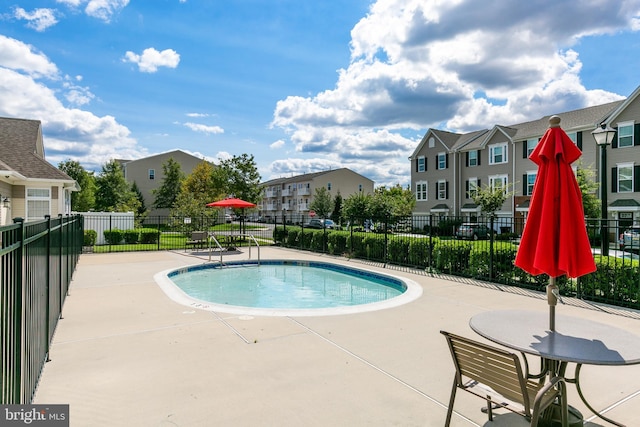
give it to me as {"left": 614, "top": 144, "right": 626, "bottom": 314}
{"left": 206, "top": 197, "right": 257, "bottom": 237}
{"left": 514, "top": 115, "right": 596, "bottom": 331}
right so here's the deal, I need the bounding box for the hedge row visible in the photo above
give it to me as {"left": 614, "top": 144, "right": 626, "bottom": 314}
{"left": 102, "top": 228, "right": 160, "bottom": 245}
{"left": 272, "top": 226, "right": 639, "bottom": 307}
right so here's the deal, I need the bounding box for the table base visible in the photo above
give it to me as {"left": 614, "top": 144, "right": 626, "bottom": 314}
{"left": 539, "top": 404, "right": 583, "bottom": 427}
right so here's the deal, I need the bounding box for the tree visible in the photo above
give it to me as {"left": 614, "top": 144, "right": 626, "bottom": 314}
{"left": 131, "top": 181, "right": 147, "bottom": 217}
{"left": 576, "top": 164, "right": 600, "bottom": 219}
{"left": 341, "top": 192, "right": 372, "bottom": 225}
{"left": 309, "top": 186, "right": 334, "bottom": 218}
{"left": 171, "top": 161, "right": 221, "bottom": 224}
{"left": 472, "top": 182, "right": 515, "bottom": 219}
{"left": 153, "top": 158, "right": 184, "bottom": 209}
{"left": 331, "top": 192, "right": 342, "bottom": 222}
{"left": 94, "top": 160, "right": 140, "bottom": 212}
{"left": 216, "top": 154, "right": 262, "bottom": 203}
{"left": 58, "top": 159, "right": 95, "bottom": 211}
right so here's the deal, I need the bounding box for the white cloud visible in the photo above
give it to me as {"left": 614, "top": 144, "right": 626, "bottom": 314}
{"left": 271, "top": 0, "right": 640, "bottom": 186}
{"left": 55, "top": 0, "right": 129, "bottom": 22}
{"left": 183, "top": 122, "right": 224, "bottom": 135}
{"left": 186, "top": 112, "right": 210, "bottom": 118}
{"left": 13, "top": 7, "right": 58, "bottom": 32}
{"left": 270, "top": 140, "right": 285, "bottom": 149}
{"left": 0, "top": 35, "right": 146, "bottom": 170}
{"left": 0, "top": 35, "right": 59, "bottom": 78}
{"left": 123, "top": 48, "right": 180, "bottom": 73}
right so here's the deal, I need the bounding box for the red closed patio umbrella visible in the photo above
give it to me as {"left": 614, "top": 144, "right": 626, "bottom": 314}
{"left": 514, "top": 115, "right": 596, "bottom": 331}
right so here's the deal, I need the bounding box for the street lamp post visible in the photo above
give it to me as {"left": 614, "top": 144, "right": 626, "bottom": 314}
{"left": 591, "top": 125, "right": 617, "bottom": 257}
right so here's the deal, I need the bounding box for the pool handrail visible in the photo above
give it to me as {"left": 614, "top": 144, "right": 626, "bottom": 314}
{"left": 207, "top": 234, "right": 224, "bottom": 264}
{"left": 207, "top": 233, "right": 260, "bottom": 265}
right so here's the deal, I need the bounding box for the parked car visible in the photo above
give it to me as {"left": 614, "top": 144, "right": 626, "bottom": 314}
{"left": 306, "top": 218, "right": 335, "bottom": 229}
{"left": 455, "top": 223, "right": 490, "bottom": 240}
{"left": 224, "top": 214, "right": 233, "bottom": 223}
{"left": 621, "top": 227, "right": 640, "bottom": 251}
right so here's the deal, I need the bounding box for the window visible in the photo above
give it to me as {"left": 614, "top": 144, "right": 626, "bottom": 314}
{"left": 428, "top": 137, "right": 435, "bottom": 148}
{"left": 358, "top": 184, "right": 363, "bottom": 192}
{"left": 417, "top": 156, "right": 426, "bottom": 172}
{"left": 467, "top": 178, "right": 479, "bottom": 199}
{"left": 525, "top": 172, "right": 537, "bottom": 196}
{"left": 415, "top": 181, "right": 428, "bottom": 201}
{"left": 489, "top": 143, "right": 508, "bottom": 164}
{"left": 618, "top": 122, "right": 634, "bottom": 147}
{"left": 468, "top": 150, "right": 478, "bottom": 167}
{"left": 149, "top": 169, "right": 155, "bottom": 180}
{"left": 27, "top": 188, "right": 50, "bottom": 221}
{"left": 618, "top": 163, "right": 633, "bottom": 192}
{"left": 437, "top": 180, "right": 447, "bottom": 200}
{"left": 525, "top": 138, "right": 537, "bottom": 158}
{"left": 327, "top": 182, "right": 332, "bottom": 190}
{"left": 437, "top": 153, "right": 447, "bottom": 170}
{"left": 489, "top": 174, "right": 508, "bottom": 194}
{"left": 567, "top": 132, "right": 577, "bottom": 144}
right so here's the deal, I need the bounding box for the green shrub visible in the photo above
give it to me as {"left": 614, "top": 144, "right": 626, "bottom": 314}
{"left": 347, "top": 234, "right": 366, "bottom": 258}
{"left": 363, "top": 235, "right": 385, "bottom": 261}
{"left": 580, "top": 257, "right": 639, "bottom": 305}
{"left": 273, "top": 226, "right": 287, "bottom": 244}
{"left": 123, "top": 229, "right": 140, "bottom": 244}
{"left": 433, "top": 240, "right": 472, "bottom": 273}
{"left": 387, "top": 237, "right": 409, "bottom": 264}
{"left": 285, "top": 229, "right": 299, "bottom": 247}
{"left": 103, "top": 229, "right": 124, "bottom": 245}
{"left": 327, "top": 232, "right": 347, "bottom": 255}
{"left": 139, "top": 228, "right": 159, "bottom": 244}
{"left": 310, "top": 231, "right": 326, "bottom": 252}
{"left": 408, "top": 237, "right": 435, "bottom": 267}
{"left": 299, "top": 230, "right": 314, "bottom": 249}
{"left": 83, "top": 229, "right": 97, "bottom": 246}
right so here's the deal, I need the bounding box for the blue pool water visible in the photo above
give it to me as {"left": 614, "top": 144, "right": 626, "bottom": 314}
{"left": 156, "top": 260, "right": 421, "bottom": 316}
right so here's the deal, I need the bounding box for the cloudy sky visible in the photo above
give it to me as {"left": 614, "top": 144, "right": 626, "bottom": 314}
{"left": 2, "top": 0, "right": 640, "bottom": 187}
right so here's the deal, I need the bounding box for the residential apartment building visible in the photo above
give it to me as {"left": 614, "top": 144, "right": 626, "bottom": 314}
{"left": 0, "top": 117, "right": 78, "bottom": 225}
{"left": 260, "top": 168, "right": 374, "bottom": 221}
{"left": 410, "top": 84, "right": 640, "bottom": 232}
{"left": 120, "top": 150, "right": 206, "bottom": 218}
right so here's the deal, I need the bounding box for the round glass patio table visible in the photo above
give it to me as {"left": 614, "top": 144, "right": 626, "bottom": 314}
{"left": 470, "top": 310, "right": 640, "bottom": 427}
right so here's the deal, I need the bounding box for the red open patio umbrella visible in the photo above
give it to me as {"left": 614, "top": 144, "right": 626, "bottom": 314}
{"left": 514, "top": 115, "right": 596, "bottom": 331}
{"left": 206, "top": 198, "right": 257, "bottom": 236}
{"left": 206, "top": 198, "right": 257, "bottom": 209}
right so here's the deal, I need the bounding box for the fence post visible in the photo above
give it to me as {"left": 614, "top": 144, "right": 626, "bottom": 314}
{"left": 489, "top": 216, "right": 495, "bottom": 280}
{"left": 383, "top": 216, "right": 389, "bottom": 265}
{"left": 45, "top": 215, "right": 52, "bottom": 362}
{"left": 11, "top": 217, "right": 25, "bottom": 403}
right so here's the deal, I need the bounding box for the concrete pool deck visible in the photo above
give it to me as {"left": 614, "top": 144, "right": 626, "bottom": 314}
{"left": 34, "top": 247, "right": 640, "bottom": 426}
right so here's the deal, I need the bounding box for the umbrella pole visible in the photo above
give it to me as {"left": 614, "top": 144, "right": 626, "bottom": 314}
{"left": 547, "top": 276, "right": 558, "bottom": 331}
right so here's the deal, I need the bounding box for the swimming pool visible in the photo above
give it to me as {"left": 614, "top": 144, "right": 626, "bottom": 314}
{"left": 154, "top": 260, "right": 422, "bottom": 316}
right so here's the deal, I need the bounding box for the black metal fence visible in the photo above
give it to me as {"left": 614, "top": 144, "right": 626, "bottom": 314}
{"left": 1, "top": 215, "right": 83, "bottom": 404}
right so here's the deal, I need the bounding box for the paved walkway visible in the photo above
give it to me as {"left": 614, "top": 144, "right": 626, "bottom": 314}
{"left": 34, "top": 247, "right": 640, "bottom": 426}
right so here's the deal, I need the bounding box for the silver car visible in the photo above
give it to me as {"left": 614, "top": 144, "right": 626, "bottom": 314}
{"left": 621, "top": 227, "right": 640, "bottom": 250}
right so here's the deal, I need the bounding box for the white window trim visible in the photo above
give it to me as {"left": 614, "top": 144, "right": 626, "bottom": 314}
{"left": 468, "top": 177, "right": 478, "bottom": 199}
{"left": 468, "top": 150, "right": 478, "bottom": 167}
{"left": 617, "top": 162, "right": 634, "bottom": 193}
{"left": 437, "top": 152, "right": 446, "bottom": 170}
{"left": 617, "top": 121, "right": 634, "bottom": 148}
{"left": 415, "top": 180, "right": 428, "bottom": 201}
{"left": 526, "top": 171, "right": 537, "bottom": 196}
{"left": 437, "top": 180, "right": 447, "bottom": 200}
{"left": 526, "top": 138, "right": 537, "bottom": 157}
{"left": 489, "top": 143, "right": 508, "bottom": 165}
{"left": 26, "top": 187, "right": 51, "bottom": 222}
{"left": 417, "top": 156, "right": 426, "bottom": 172}
{"left": 489, "top": 174, "right": 508, "bottom": 194}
